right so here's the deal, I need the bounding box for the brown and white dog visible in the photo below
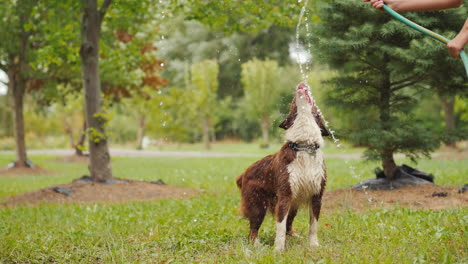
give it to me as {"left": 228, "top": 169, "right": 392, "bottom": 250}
{"left": 236, "top": 82, "right": 329, "bottom": 251}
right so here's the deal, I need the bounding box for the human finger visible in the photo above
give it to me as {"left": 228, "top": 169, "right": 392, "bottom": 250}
{"left": 370, "top": 0, "right": 384, "bottom": 9}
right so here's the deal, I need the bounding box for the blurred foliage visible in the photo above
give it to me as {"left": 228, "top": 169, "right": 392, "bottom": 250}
{"left": 190, "top": 59, "right": 219, "bottom": 148}
{"left": 0, "top": 0, "right": 465, "bottom": 151}
{"left": 157, "top": 17, "right": 295, "bottom": 99}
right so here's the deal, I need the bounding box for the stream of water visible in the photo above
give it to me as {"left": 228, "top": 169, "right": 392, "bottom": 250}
{"left": 295, "top": 0, "right": 362, "bottom": 180}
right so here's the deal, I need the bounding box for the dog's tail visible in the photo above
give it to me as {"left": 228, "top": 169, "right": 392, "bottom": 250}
{"left": 235, "top": 173, "right": 243, "bottom": 189}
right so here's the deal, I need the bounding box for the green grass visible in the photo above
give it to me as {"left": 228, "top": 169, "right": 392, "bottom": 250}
{"left": 0, "top": 149, "right": 467, "bottom": 263}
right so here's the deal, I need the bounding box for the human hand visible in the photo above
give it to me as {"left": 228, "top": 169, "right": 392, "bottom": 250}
{"left": 447, "top": 38, "right": 464, "bottom": 59}
{"left": 448, "top": 19, "right": 468, "bottom": 59}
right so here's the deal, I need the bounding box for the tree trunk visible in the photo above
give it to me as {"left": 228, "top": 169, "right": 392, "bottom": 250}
{"left": 80, "top": 0, "right": 113, "bottom": 182}
{"left": 210, "top": 128, "right": 216, "bottom": 144}
{"left": 9, "top": 7, "right": 30, "bottom": 168}
{"left": 202, "top": 116, "right": 210, "bottom": 150}
{"left": 381, "top": 148, "right": 397, "bottom": 181}
{"left": 379, "top": 69, "right": 397, "bottom": 180}
{"left": 9, "top": 65, "right": 28, "bottom": 167}
{"left": 439, "top": 97, "right": 456, "bottom": 148}
{"left": 74, "top": 120, "right": 86, "bottom": 156}
{"left": 2, "top": 89, "right": 13, "bottom": 137}
{"left": 136, "top": 114, "right": 146, "bottom": 150}
{"left": 260, "top": 115, "right": 270, "bottom": 148}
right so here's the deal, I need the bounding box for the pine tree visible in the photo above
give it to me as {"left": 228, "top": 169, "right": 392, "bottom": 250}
{"left": 406, "top": 7, "right": 468, "bottom": 147}
{"left": 310, "top": 0, "right": 449, "bottom": 179}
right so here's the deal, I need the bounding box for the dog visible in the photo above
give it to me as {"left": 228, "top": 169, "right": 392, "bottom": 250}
{"left": 236, "top": 82, "right": 329, "bottom": 251}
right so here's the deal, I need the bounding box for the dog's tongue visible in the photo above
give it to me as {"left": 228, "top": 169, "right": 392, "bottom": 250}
{"left": 297, "top": 82, "right": 309, "bottom": 91}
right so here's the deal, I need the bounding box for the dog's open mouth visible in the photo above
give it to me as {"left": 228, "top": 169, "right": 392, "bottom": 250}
{"left": 296, "top": 82, "right": 313, "bottom": 105}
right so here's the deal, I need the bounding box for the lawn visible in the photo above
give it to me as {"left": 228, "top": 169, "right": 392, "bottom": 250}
{"left": 0, "top": 149, "right": 466, "bottom": 263}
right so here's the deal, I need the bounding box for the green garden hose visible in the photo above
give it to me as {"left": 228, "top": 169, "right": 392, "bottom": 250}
{"left": 382, "top": 4, "right": 468, "bottom": 78}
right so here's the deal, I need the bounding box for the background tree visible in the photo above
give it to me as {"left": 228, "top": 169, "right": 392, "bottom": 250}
{"left": 190, "top": 59, "right": 219, "bottom": 150}
{"left": 0, "top": 0, "right": 37, "bottom": 167}
{"left": 406, "top": 6, "right": 468, "bottom": 147}
{"left": 53, "top": 91, "right": 86, "bottom": 154}
{"left": 79, "top": 0, "right": 114, "bottom": 182}
{"left": 0, "top": 0, "right": 79, "bottom": 167}
{"left": 310, "top": 0, "right": 444, "bottom": 179}
{"left": 157, "top": 17, "right": 294, "bottom": 99}
{"left": 241, "top": 59, "right": 286, "bottom": 148}
{"left": 188, "top": 0, "right": 300, "bottom": 34}
{"left": 156, "top": 2, "right": 305, "bottom": 144}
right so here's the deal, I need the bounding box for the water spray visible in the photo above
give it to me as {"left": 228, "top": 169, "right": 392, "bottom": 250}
{"left": 295, "top": 0, "right": 342, "bottom": 148}
{"left": 296, "top": 0, "right": 310, "bottom": 81}
{"left": 295, "top": 0, "right": 363, "bottom": 181}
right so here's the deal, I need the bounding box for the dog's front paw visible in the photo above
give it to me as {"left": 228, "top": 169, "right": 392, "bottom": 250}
{"left": 309, "top": 239, "right": 320, "bottom": 248}
{"left": 275, "top": 244, "right": 286, "bottom": 252}
{"left": 253, "top": 238, "right": 262, "bottom": 247}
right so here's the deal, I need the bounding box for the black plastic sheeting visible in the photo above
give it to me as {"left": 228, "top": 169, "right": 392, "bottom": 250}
{"left": 353, "top": 164, "right": 434, "bottom": 190}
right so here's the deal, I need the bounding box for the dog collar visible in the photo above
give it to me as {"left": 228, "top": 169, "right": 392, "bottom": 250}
{"left": 288, "top": 142, "right": 320, "bottom": 155}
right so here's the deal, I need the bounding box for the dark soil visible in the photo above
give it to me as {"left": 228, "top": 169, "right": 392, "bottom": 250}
{"left": 323, "top": 184, "right": 467, "bottom": 213}
{"left": 2, "top": 179, "right": 198, "bottom": 207}
{"left": 0, "top": 166, "right": 53, "bottom": 177}
{"left": 2, "top": 180, "right": 466, "bottom": 212}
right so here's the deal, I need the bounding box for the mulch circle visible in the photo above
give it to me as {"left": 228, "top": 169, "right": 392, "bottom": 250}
{"left": 1, "top": 178, "right": 198, "bottom": 207}
{"left": 323, "top": 184, "right": 468, "bottom": 213}
{"left": 0, "top": 166, "right": 53, "bottom": 177}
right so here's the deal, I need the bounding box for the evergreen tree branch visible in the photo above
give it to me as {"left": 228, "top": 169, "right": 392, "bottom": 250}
{"left": 391, "top": 77, "right": 422, "bottom": 92}
{"left": 390, "top": 74, "right": 420, "bottom": 87}
{"left": 357, "top": 57, "right": 382, "bottom": 73}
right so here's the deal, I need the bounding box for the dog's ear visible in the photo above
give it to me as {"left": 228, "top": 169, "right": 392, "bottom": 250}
{"left": 279, "top": 115, "right": 294, "bottom": 130}
{"left": 279, "top": 97, "right": 297, "bottom": 130}
{"left": 320, "top": 123, "right": 330, "bottom": 137}
{"left": 312, "top": 105, "right": 330, "bottom": 136}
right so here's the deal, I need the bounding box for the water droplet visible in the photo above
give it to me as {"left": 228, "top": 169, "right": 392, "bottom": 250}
{"left": 160, "top": 62, "right": 165, "bottom": 67}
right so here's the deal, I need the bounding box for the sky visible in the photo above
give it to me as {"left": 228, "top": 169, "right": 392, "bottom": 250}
{"left": 0, "top": 70, "right": 7, "bottom": 95}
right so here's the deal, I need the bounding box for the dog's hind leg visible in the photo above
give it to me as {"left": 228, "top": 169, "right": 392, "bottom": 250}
{"left": 248, "top": 212, "right": 266, "bottom": 246}
{"left": 286, "top": 206, "right": 300, "bottom": 237}
{"left": 309, "top": 194, "right": 322, "bottom": 247}
{"left": 244, "top": 193, "right": 268, "bottom": 246}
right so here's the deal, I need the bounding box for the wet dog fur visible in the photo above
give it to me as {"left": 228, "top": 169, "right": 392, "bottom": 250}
{"left": 236, "top": 82, "right": 329, "bottom": 251}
